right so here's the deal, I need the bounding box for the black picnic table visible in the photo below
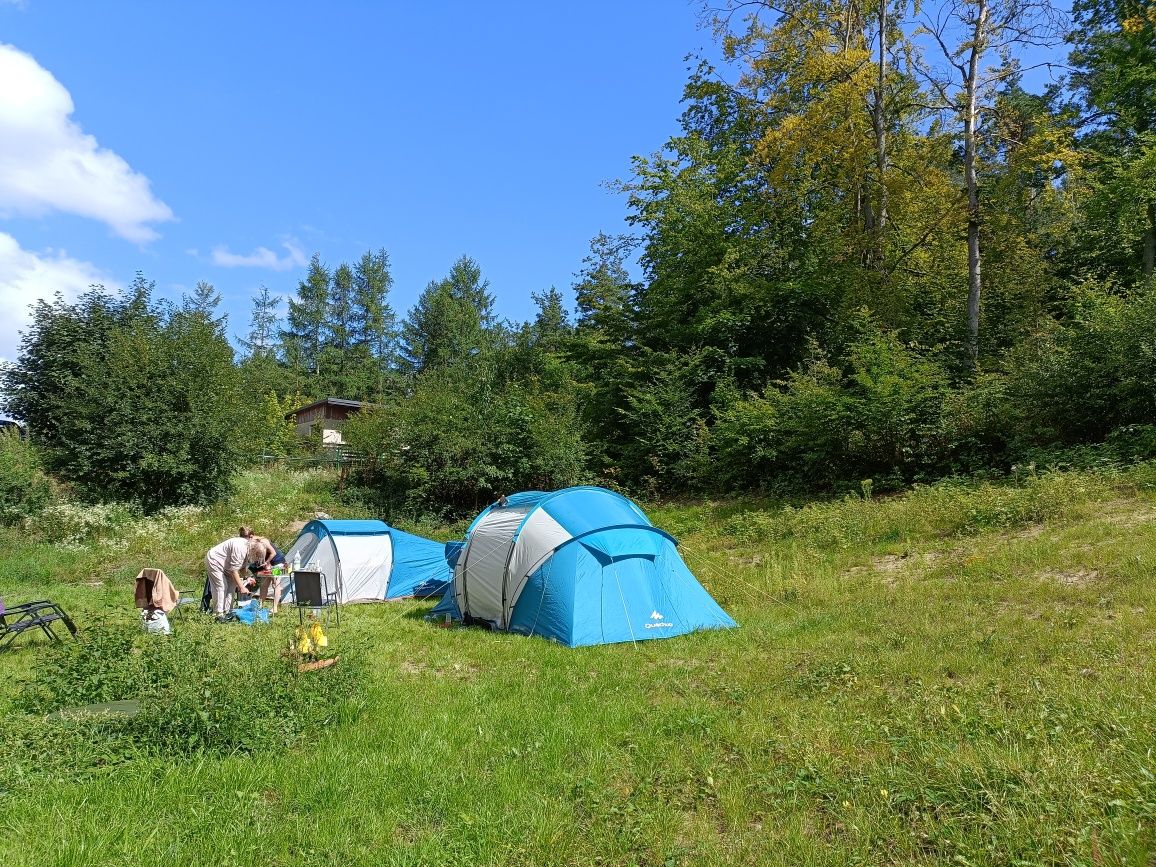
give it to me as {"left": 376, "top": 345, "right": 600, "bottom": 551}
{"left": 0, "top": 599, "right": 78, "bottom": 650}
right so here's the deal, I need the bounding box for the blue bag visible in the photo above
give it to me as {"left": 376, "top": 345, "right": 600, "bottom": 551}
{"left": 232, "top": 600, "right": 270, "bottom": 626}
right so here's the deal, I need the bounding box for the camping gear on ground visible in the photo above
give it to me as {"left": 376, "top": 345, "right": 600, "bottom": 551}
{"left": 293, "top": 614, "right": 335, "bottom": 671}
{"left": 280, "top": 519, "right": 450, "bottom": 604}
{"left": 429, "top": 486, "right": 737, "bottom": 647}
{"left": 50, "top": 699, "right": 141, "bottom": 720}
{"left": 232, "top": 599, "right": 270, "bottom": 626}
{"left": 140, "top": 609, "right": 171, "bottom": 635}
{"left": 200, "top": 576, "right": 257, "bottom": 616}
{"left": 0, "top": 598, "right": 78, "bottom": 650}
{"left": 291, "top": 570, "right": 339, "bottom": 626}
{"left": 410, "top": 576, "right": 450, "bottom": 598}
{"left": 295, "top": 616, "right": 329, "bottom": 655}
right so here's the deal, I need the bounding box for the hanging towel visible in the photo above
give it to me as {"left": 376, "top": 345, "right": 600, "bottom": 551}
{"left": 134, "top": 568, "right": 181, "bottom": 614}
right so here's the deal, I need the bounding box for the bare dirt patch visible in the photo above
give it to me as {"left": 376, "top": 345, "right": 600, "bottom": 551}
{"left": 845, "top": 551, "right": 943, "bottom": 585}
{"left": 1088, "top": 500, "right": 1156, "bottom": 530}
{"left": 1013, "top": 523, "right": 1048, "bottom": 540}
{"left": 1040, "top": 568, "right": 1100, "bottom": 587}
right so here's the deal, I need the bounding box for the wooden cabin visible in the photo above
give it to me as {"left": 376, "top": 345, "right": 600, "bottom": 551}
{"left": 284, "top": 398, "right": 367, "bottom": 445}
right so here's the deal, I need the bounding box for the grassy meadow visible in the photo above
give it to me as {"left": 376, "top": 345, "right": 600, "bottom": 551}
{"left": 2, "top": 466, "right": 1156, "bottom": 865}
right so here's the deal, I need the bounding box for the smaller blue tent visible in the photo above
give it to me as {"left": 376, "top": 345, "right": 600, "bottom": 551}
{"left": 430, "top": 487, "right": 736, "bottom": 646}
{"left": 284, "top": 519, "right": 449, "bottom": 603}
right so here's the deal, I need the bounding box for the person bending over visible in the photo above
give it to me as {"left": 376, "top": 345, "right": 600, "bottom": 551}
{"left": 205, "top": 526, "right": 254, "bottom": 621}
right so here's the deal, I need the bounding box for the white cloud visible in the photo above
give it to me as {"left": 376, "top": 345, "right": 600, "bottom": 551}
{"left": 0, "top": 43, "right": 173, "bottom": 242}
{"left": 0, "top": 231, "right": 113, "bottom": 360}
{"left": 210, "top": 241, "right": 307, "bottom": 271}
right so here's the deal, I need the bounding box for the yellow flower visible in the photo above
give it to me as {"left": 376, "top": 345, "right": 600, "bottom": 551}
{"left": 880, "top": 789, "right": 889, "bottom": 799}
{"left": 842, "top": 800, "right": 851, "bottom": 808}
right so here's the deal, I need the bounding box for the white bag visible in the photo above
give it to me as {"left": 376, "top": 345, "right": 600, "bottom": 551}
{"left": 141, "top": 609, "right": 171, "bottom": 635}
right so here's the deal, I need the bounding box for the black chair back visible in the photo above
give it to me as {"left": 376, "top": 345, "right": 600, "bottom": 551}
{"left": 294, "top": 571, "right": 325, "bottom": 607}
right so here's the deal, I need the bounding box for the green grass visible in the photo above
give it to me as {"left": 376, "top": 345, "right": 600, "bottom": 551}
{"left": 3, "top": 466, "right": 1156, "bottom": 864}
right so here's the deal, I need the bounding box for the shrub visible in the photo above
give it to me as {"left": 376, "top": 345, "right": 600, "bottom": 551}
{"left": 0, "top": 429, "right": 57, "bottom": 526}
{"left": 618, "top": 354, "right": 712, "bottom": 495}
{"left": 1, "top": 280, "right": 246, "bottom": 513}
{"left": 345, "top": 364, "right": 587, "bottom": 515}
{"left": 1005, "top": 282, "right": 1156, "bottom": 447}
{"left": 712, "top": 327, "right": 951, "bottom": 493}
{"left": 7, "top": 621, "right": 368, "bottom": 788}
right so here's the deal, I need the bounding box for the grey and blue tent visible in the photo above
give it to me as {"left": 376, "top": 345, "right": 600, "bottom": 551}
{"left": 430, "top": 487, "right": 736, "bottom": 646}
{"left": 283, "top": 519, "right": 449, "bottom": 603}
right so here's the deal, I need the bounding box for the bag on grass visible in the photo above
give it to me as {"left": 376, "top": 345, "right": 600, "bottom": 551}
{"left": 141, "top": 609, "right": 171, "bottom": 635}
{"left": 233, "top": 600, "right": 269, "bottom": 627}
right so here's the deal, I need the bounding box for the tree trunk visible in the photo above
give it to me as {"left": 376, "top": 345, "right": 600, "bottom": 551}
{"left": 873, "top": 0, "right": 888, "bottom": 258}
{"left": 1145, "top": 200, "right": 1155, "bottom": 282}
{"left": 964, "top": 0, "right": 989, "bottom": 365}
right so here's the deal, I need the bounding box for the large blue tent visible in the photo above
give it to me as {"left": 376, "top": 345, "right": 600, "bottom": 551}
{"left": 284, "top": 519, "right": 449, "bottom": 603}
{"left": 430, "top": 487, "right": 736, "bottom": 646}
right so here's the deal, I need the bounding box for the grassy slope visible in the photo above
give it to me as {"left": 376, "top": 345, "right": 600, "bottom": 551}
{"left": 2, "top": 468, "right": 1156, "bottom": 865}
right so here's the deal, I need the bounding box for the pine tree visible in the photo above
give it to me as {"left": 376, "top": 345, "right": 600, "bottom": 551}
{"left": 281, "top": 253, "right": 330, "bottom": 393}
{"left": 240, "top": 285, "right": 280, "bottom": 359}
{"left": 350, "top": 248, "right": 397, "bottom": 399}
{"left": 530, "top": 287, "right": 571, "bottom": 353}
{"left": 352, "top": 249, "right": 397, "bottom": 364}
{"left": 327, "top": 263, "right": 355, "bottom": 354}
{"left": 399, "top": 256, "right": 496, "bottom": 373}
{"left": 182, "top": 280, "right": 226, "bottom": 331}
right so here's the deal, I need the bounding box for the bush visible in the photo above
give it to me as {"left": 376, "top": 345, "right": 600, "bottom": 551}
{"left": 345, "top": 364, "right": 587, "bottom": 515}
{"left": 712, "top": 326, "right": 951, "bottom": 493}
{"left": 7, "top": 620, "right": 368, "bottom": 787}
{"left": 0, "top": 429, "right": 57, "bottom": 525}
{"left": 1005, "top": 282, "right": 1156, "bottom": 447}
{"left": 617, "top": 353, "right": 712, "bottom": 495}
{"left": 1, "top": 280, "right": 247, "bottom": 512}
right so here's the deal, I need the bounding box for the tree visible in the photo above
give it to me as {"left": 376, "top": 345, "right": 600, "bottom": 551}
{"left": 530, "top": 287, "right": 570, "bottom": 352}
{"left": 399, "top": 256, "right": 497, "bottom": 373}
{"left": 317, "top": 262, "right": 355, "bottom": 396}
{"left": 182, "top": 280, "right": 226, "bottom": 330}
{"left": 349, "top": 248, "right": 398, "bottom": 399}
{"left": 1, "top": 280, "right": 245, "bottom": 511}
{"left": 239, "top": 285, "right": 291, "bottom": 399}
{"left": 916, "top": 0, "right": 1064, "bottom": 361}
{"left": 240, "top": 285, "right": 281, "bottom": 359}
{"left": 566, "top": 234, "right": 642, "bottom": 474}
{"left": 1069, "top": 0, "right": 1156, "bottom": 282}
{"left": 281, "top": 254, "right": 330, "bottom": 391}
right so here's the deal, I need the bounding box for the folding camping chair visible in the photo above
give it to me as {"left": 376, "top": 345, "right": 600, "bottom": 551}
{"left": 0, "top": 598, "right": 78, "bottom": 650}
{"left": 134, "top": 567, "right": 199, "bottom": 622}
{"left": 291, "top": 570, "right": 340, "bottom": 627}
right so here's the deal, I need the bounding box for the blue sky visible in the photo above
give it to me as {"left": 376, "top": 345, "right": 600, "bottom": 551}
{"left": 0, "top": 0, "right": 719, "bottom": 356}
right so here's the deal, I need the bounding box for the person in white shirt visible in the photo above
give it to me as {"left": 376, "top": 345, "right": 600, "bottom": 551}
{"left": 205, "top": 526, "right": 254, "bottom": 620}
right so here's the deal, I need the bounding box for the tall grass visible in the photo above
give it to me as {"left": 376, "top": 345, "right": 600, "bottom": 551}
{"left": 2, "top": 464, "right": 1156, "bottom": 863}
